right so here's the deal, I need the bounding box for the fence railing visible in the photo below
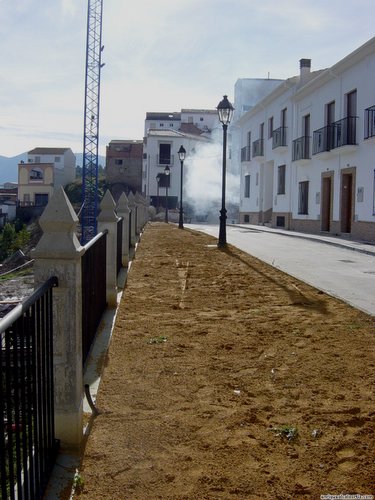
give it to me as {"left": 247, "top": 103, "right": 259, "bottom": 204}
{"left": 292, "top": 136, "right": 311, "bottom": 161}
{"left": 81, "top": 231, "right": 108, "bottom": 366}
{"left": 0, "top": 277, "right": 59, "bottom": 500}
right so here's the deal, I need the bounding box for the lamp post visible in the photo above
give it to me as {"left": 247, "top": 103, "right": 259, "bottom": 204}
{"left": 156, "top": 174, "right": 160, "bottom": 212}
{"left": 217, "top": 95, "right": 234, "bottom": 248}
{"left": 164, "top": 165, "right": 170, "bottom": 223}
{"left": 178, "top": 145, "right": 186, "bottom": 229}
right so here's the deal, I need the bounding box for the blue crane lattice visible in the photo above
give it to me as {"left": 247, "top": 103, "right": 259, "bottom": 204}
{"left": 81, "top": 0, "right": 104, "bottom": 244}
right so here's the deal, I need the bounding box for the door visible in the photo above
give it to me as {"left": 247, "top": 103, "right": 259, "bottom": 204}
{"left": 341, "top": 173, "right": 353, "bottom": 233}
{"left": 321, "top": 176, "right": 332, "bottom": 232}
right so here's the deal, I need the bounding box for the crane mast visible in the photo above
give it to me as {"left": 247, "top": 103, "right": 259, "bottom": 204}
{"left": 81, "top": 0, "right": 104, "bottom": 244}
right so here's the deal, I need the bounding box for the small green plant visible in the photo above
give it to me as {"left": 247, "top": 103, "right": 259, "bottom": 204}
{"left": 270, "top": 424, "right": 298, "bottom": 441}
{"left": 147, "top": 336, "right": 168, "bottom": 344}
{"left": 73, "top": 469, "right": 84, "bottom": 493}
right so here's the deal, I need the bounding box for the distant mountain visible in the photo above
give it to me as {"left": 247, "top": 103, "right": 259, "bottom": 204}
{"left": 0, "top": 152, "right": 106, "bottom": 184}
{"left": 0, "top": 153, "right": 27, "bottom": 184}
{"left": 74, "top": 153, "right": 106, "bottom": 169}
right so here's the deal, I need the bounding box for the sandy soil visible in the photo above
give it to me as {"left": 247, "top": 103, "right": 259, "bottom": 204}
{"left": 76, "top": 222, "right": 374, "bottom": 499}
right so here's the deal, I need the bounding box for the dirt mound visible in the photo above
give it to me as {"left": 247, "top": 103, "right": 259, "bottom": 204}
{"left": 77, "top": 223, "right": 374, "bottom": 499}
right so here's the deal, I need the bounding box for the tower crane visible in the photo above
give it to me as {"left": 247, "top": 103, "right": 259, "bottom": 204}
{"left": 81, "top": 0, "right": 104, "bottom": 244}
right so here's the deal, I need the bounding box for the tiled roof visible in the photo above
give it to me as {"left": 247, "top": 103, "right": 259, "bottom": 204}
{"left": 28, "top": 147, "right": 70, "bottom": 155}
{"left": 178, "top": 123, "right": 204, "bottom": 135}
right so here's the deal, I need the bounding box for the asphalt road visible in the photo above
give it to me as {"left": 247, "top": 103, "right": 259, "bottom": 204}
{"left": 187, "top": 223, "right": 375, "bottom": 316}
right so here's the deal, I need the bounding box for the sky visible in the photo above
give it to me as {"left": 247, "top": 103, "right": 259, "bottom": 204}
{"left": 0, "top": 0, "right": 374, "bottom": 158}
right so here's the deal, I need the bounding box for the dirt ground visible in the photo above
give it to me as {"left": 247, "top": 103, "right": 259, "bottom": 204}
{"left": 76, "top": 222, "right": 374, "bottom": 499}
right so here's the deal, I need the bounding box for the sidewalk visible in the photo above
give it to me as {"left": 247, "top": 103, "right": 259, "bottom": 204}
{"left": 231, "top": 223, "right": 375, "bottom": 256}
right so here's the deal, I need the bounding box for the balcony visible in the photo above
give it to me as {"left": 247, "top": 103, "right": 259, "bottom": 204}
{"left": 272, "top": 126, "right": 287, "bottom": 150}
{"left": 313, "top": 116, "right": 357, "bottom": 155}
{"left": 252, "top": 139, "right": 264, "bottom": 159}
{"left": 292, "top": 136, "right": 310, "bottom": 162}
{"left": 364, "top": 105, "right": 375, "bottom": 140}
{"left": 157, "top": 154, "right": 174, "bottom": 166}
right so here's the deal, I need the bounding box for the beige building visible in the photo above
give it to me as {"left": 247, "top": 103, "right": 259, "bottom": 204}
{"left": 18, "top": 147, "right": 76, "bottom": 207}
{"left": 105, "top": 140, "right": 143, "bottom": 201}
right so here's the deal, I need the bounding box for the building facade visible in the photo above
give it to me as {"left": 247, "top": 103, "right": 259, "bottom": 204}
{"left": 236, "top": 37, "right": 375, "bottom": 242}
{"left": 18, "top": 147, "right": 76, "bottom": 207}
{"left": 105, "top": 140, "right": 143, "bottom": 201}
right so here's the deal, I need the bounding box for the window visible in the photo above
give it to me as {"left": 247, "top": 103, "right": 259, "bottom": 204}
{"left": 54, "top": 156, "right": 61, "bottom": 162}
{"left": 35, "top": 193, "right": 49, "bottom": 206}
{"left": 200, "top": 117, "right": 204, "bottom": 121}
{"left": 188, "top": 116, "right": 193, "bottom": 123}
{"left": 241, "top": 147, "right": 247, "bottom": 162}
{"left": 260, "top": 123, "right": 264, "bottom": 140}
{"left": 244, "top": 175, "right": 250, "bottom": 198}
{"left": 169, "top": 123, "right": 174, "bottom": 127}
{"left": 277, "top": 165, "right": 286, "bottom": 194}
{"left": 268, "top": 117, "right": 273, "bottom": 138}
{"left": 159, "top": 123, "right": 164, "bottom": 127}
{"left": 30, "top": 168, "right": 43, "bottom": 181}
{"left": 298, "top": 181, "right": 309, "bottom": 214}
{"left": 115, "top": 159, "right": 123, "bottom": 165}
{"left": 346, "top": 89, "right": 357, "bottom": 117}
{"left": 373, "top": 170, "right": 375, "bottom": 215}
{"left": 281, "top": 108, "right": 287, "bottom": 128}
{"left": 246, "top": 131, "right": 251, "bottom": 161}
{"left": 35, "top": 156, "right": 41, "bottom": 163}
{"left": 159, "top": 143, "right": 171, "bottom": 164}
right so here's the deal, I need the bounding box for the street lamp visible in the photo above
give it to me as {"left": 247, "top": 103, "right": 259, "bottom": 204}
{"left": 217, "top": 95, "right": 234, "bottom": 248}
{"left": 178, "top": 145, "right": 186, "bottom": 229}
{"left": 164, "top": 165, "right": 170, "bottom": 223}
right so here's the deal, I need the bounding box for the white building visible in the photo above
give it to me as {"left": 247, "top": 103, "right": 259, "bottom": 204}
{"left": 235, "top": 37, "right": 375, "bottom": 243}
{"left": 143, "top": 110, "right": 219, "bottom": 211}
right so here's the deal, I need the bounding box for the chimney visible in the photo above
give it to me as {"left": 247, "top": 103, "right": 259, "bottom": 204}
{"left": 299, "top": 58, "right": 311, "bottom": 82}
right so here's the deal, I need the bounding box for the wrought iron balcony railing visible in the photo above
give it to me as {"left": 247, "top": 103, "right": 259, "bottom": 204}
{"left": 292, "top": 136, "right": 310, "bottom": 161}
{"left": 272, "top": 126, "right": 287, "bottom": 149}
{"left": 313, "top": 116, "right": 357, "bottom": 154}
{"left": 252, "top": 139, "right": 264, "bottom": 158}
{"left": 364, "top": 105, "right": 375, "bottom": 139}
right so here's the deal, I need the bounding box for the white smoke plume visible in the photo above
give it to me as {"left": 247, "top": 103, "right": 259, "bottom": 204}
{"left": 184, "top": 135, "right": 239, "bottom": 220}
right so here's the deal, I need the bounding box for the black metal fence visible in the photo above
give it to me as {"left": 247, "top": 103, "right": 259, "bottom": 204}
{"left": 81, "top": 231, "right": 107, "bottom": 366}
{"left": 116, "top": 217, "right": 123, "bottom": 275}
{"left": 0, "top": 277, "right": 59, "bottom": 500}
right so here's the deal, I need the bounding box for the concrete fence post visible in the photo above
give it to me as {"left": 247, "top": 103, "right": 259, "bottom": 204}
{"left": 97, "top": 190, "right": 120, "bottom": 308}
{"left": 31, "top": 187, "right": 84, "bottom": 449}
{"left": 127, "top": 191, "right": 137, "bottom": 247}
{"left": 116, "top": 192, "right": 130, "bottom": 267}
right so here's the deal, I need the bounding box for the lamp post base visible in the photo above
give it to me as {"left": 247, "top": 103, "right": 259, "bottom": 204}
{"left": 218, "top": 208, "right": 227, "bottom": 248}
{"left": 178, "top": 210, "right": 184, "bottom": 229}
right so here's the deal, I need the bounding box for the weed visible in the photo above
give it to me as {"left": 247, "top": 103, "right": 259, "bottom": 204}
{"left": 73, "top": 469, "right": 84, "bottom": 493}
{"left": 147, "top": 336, "right": 168, "bottom": 344}
{"left": 270, "top": 424, "right": 298, "bottom": 441}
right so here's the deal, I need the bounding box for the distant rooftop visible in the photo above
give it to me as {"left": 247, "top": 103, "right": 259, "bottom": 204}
{"left": 28, "top": 147, "right": 71, "bottom": 155}
{"left": 146, "top": 112, "right": 181, "bottom": 121}
{"left": 181, "top": 109, "right": 217, "bottom": 114}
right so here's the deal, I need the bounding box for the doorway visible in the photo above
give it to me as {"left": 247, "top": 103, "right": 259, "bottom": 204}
{"left": 321, "top": 175, "right": 332, "bottom": 232}
{"left": 340, "top": 173, "right": 353, "bottom": 233}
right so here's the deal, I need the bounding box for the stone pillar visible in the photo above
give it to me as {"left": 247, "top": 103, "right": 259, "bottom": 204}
{"left": 97, "top": 190, "right": 120, "bottom": 308}
{"left": 128, "top": 191, "right": 137, "bottom": 247}
{"left": 31, "top": 187, "right": 85, "bottom": 449}
{"left": 116, "top": 192, "right": 130, "bottom": 267}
